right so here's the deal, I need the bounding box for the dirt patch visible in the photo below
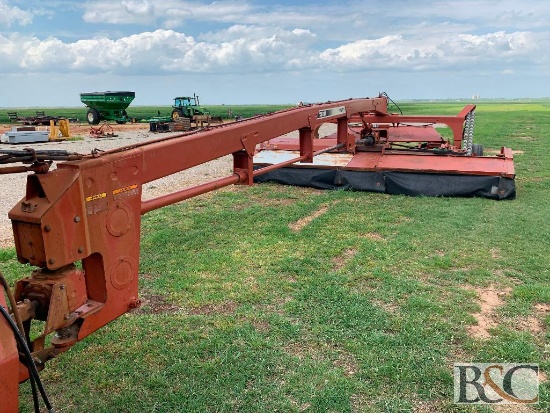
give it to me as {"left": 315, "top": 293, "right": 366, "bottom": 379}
{"left": 284, "top": 340, "right": 339, "bottom": 362}
{"left": 288, "top": 203, "right": 330, "bottom": 232}
{"left": 189, "top": 301, "right": 238, "bottom": 316}
{"left": 513, "top": 303, "right": 549, "bottom": 335}
{"left": 517, "top": 316, "right": 544, "bottom": 334}
{"left": 258, "top": 296, "right": 293, "bottom": 316}
{"left": 251, "top": 320, "right": 271, "bottom": 333}
{"left": 486, "top": 148, "right": 525, "bottom": 154}
{"left": 412, "top": 399, "right": 448, "bottom": 413}
{"left": 465, "top": 284, "right": 512, "bottom": 339}
{"left": 333, "top": 350, "right": 358, "bottom": 377}
{"left": 371, "top": 298, "right": 399, "bottom": 314}
{"left": 350, "top": 393, "right": 370, "bottom": 412}
{"left": 362, "top": 232, "right": 385, "bottom": 241}
{"left": 131, "top": 292, "right": 181, "bottom": 314}
{"left": 332, "top": 248, "right": 357, "bottom": 271}
{"left": 535, "top": 303, "right": 550, "bottom": 314}
{"left": 284, "top": 341, "right": 321, "bottom": 360}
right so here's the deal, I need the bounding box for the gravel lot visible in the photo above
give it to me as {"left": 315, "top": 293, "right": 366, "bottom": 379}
{"left": 0, "top": 121, "right": 337, "bottom": 249}
{"left": 0, "top": 123, "right": 234, "bottom": 248}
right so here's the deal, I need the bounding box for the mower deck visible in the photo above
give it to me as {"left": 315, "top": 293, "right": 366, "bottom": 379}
{"left": 254, "top": 127, "right": 516, "bottom": 200}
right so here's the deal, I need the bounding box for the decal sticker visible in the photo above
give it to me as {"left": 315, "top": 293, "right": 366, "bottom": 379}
{"left": 85, "top": 192, "right": 107, "bottom": 202}
{"left": 317, "top": 106, "right": 346, "bottom": 119}
{"left": 113, "top": 184, "right": 139, "bottom": 200}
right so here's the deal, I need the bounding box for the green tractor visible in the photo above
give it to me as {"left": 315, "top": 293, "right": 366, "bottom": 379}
{"left": 171, "top": 93, "right": 222, "bottom": 124}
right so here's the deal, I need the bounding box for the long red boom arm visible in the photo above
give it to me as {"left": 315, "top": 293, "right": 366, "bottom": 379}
{"left": 1, "top": 97, "right": 387, "bottom": 411}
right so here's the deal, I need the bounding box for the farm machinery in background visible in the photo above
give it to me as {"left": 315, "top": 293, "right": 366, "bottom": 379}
{"left": 170, "top": 93, "right": 223, "bottom": 128}
{"left": 0, "top": 94, "right": 515, "bottom": 412}
{"left": 80, "top": 91, "right": 136, "bottom": 125}
{"left": 78, "top": 91, "right": 222, "bottom": 130}
{"left": 7, "top": 111, "right": 66, "bottom": 126}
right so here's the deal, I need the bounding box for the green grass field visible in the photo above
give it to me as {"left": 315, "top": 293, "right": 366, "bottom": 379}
{"left": 1, "top": 101, "right": 549, "bottom": 412}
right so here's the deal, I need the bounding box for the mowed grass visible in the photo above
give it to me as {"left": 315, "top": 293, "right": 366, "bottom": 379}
{"left": 1, "top": 101, "right": 549, "bottom": 412}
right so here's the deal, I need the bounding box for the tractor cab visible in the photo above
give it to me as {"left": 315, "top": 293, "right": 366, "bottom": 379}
{"left": 173, "top": 96, "right": 196, "bottom": 108}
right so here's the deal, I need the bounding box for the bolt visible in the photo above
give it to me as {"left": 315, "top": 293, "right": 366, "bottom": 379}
{"left": 48, "top": 258, "right": 55, "bottom": 265}
{"left": 44, "top": 225, "right": 51, "bottom": 232}
{"left": 128, "top": 297, "right": 142, "bottom": 309}
{"left": 78, "top": 246, "right": 84, "bottom": 253}
{"left": 60, "top": 284, "right": 65, "bottom": 290}
{"left": 74, "top": 215, "right": 81, "bottom": 223}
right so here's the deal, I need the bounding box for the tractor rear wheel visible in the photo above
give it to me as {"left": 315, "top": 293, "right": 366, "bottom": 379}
{"left": 171, "top": 109, "right": 184, "bottom": 121}
{"left": 87, "top": 109, "right": 100, "bottom": 125}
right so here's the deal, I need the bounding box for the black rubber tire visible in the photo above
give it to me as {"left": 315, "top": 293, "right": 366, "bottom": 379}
{"left": 171, "top": 109, "right": 184, "bottom": 121}
{"left": 87, "top": 109, "right": 100, "bottom": 125}
{"left": 116, "top": 120, "right": 127, "bottom": 124}
{"left": 472, "top": 143, "right": 484, "bottom": 156}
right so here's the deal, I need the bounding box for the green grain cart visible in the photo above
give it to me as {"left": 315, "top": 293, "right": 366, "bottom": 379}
{"left": 80, "top": 91, "right": 135, "bottom": 125}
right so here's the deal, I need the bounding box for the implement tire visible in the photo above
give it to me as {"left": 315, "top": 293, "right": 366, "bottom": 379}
{"left": 87, "top": 109, "right": 100, "bottom": 125}
{"left": 472, "top": 143, "right": 484, "bottom": 156}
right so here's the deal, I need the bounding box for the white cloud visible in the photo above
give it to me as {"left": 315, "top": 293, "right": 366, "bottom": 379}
{"left": 121, "top": 0, "right": 155, "bottom": 16}
{"left": 384, "top": 0, "right": 550, "bottom": 30}
{"left": 1, "top": 0, "right": 550, "bottom": 105}
{"left": 318, "top": 31, "right": 549, "bottom": 71}
{"left": 82, "top": 0, "right": 254, "bottom": 27}
{"left": 160, "top": 27, "right": 317, "bottom": 72}
{"left": 1, "top": 28, "right": 548, "bottom": 76}
{"left": 0, "top": 28, "right": 318, "bottom": 75}
{"left": 0, "top": 0, "right": 33, "bottom": 26}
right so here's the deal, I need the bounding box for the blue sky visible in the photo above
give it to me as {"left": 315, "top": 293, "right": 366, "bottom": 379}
{"left": 1, "top": 0, "right": 549, "bottom": 107}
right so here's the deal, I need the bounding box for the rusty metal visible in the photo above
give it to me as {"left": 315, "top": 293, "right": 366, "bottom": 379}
{"left": 2, "top": 97, "right": 388, "bottom": 412}
{"left": 141, "top": 171, "right": 247, "bottom": 214}
{"left": 0, "top": 95, "right": 515, "bottom": 411}
{"left": 0, "top": 286, "right": 24, "bottom": 412}
{"left": 89, "top": 122, "right": 118, "bottom": 138}
{"left": 0, "top": 149, "right": 83, "bottom": 166}
{"left": 0, "top": 162, "right": 51, "bottom": 175}
{"left": 255, "top": 104, "right": 515, "bottom": 181}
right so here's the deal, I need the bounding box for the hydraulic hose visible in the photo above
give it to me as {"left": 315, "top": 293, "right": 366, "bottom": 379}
{"left": 0, "top": 272, "right": 55, "bottom": 412}
{"left": 0, "top": 304, "right": 55, "bottom": 412}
